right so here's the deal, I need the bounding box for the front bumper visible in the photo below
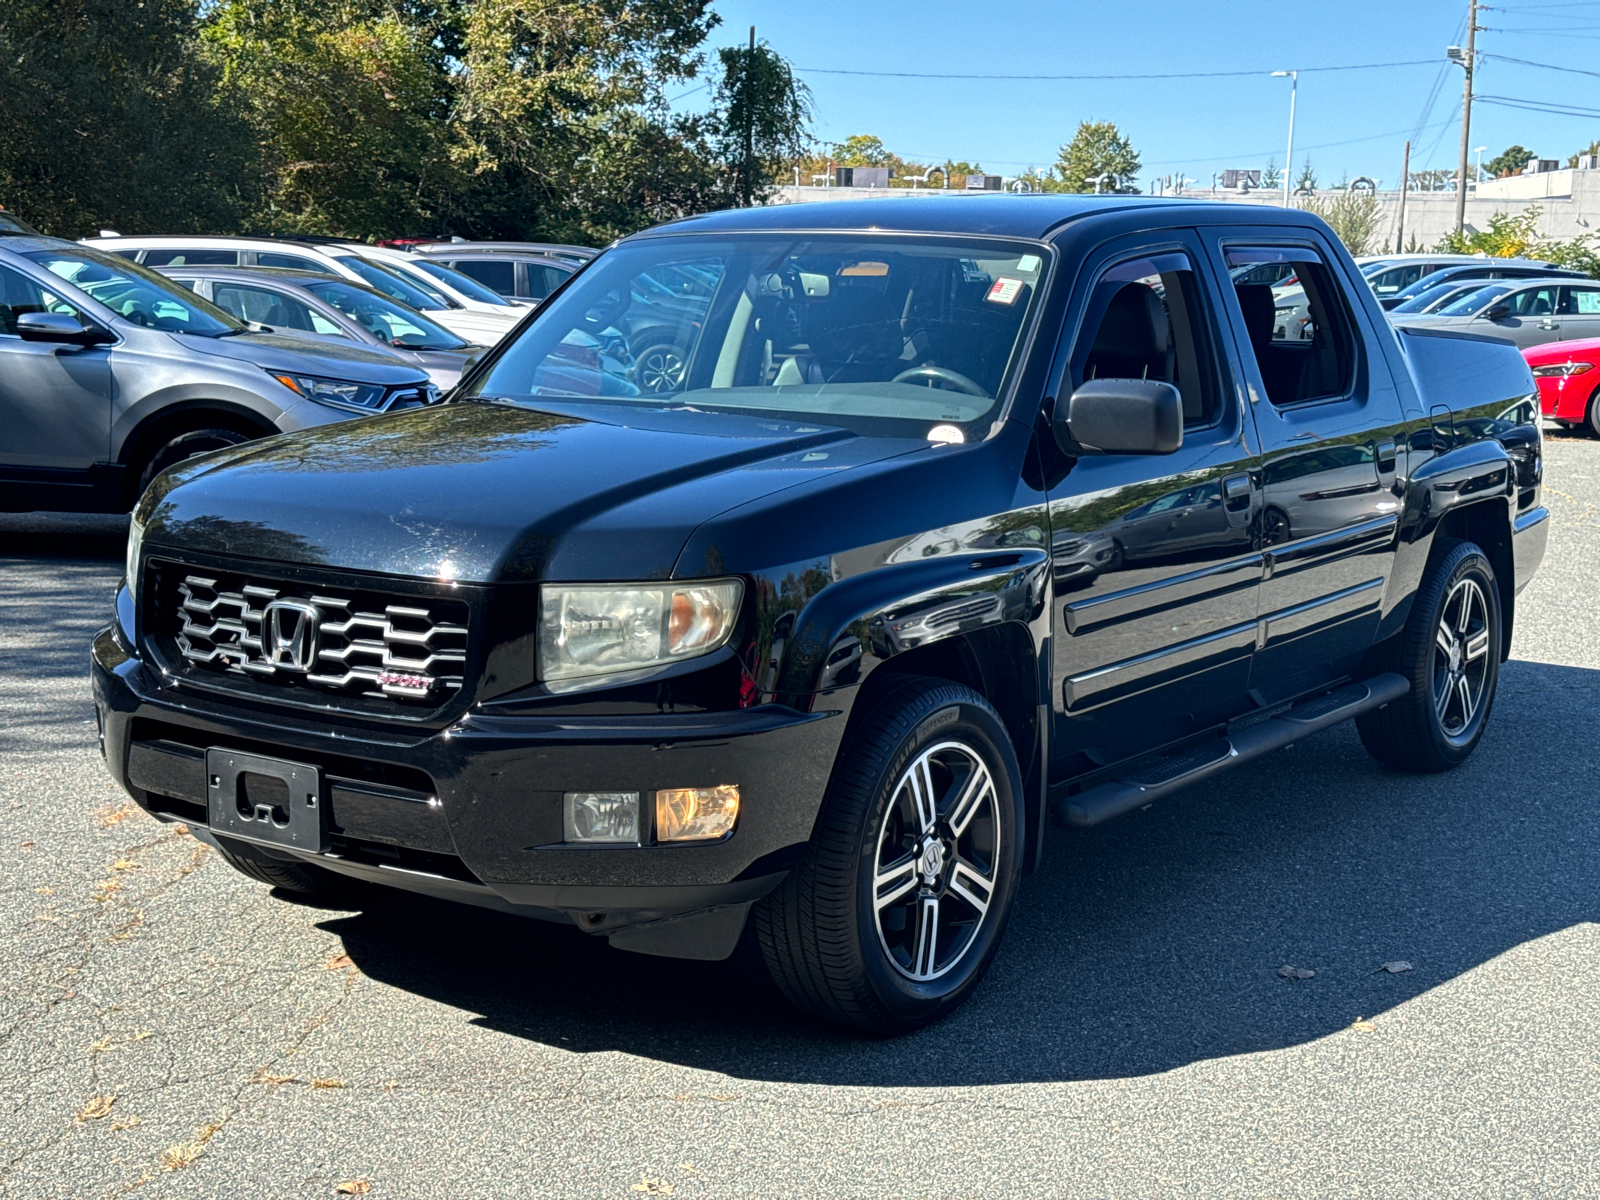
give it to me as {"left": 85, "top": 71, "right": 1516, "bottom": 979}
{"left": 92, "top": 625, "right": 844, "bottom": 957}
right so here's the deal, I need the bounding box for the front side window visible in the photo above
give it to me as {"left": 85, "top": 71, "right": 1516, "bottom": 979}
{"left": 0, "top": 263, "right": 82, "bottom": 335}
{"left": 1438, "top": 284, "right": 1511, "bottom": 317}
{"left": 22, "top": 248, "right": 241, "bottom": 335}
{"left": 142, "top": 247, "right": 239, "bottom": 267}
{"left": 1502, "top": 285, "right": 1559, "bottom": 317}
{"left": 304, "top": 280, "right": 465, "bottom": 349}
{"left": 1369, "top": 263, "right": 1426, "bottom": 295}
{"left": 525, "top": 262, "right": 573, "bottom": 299}
{"left": 337, "top": 257, "right": 445, "bottom": 311}
{"left": 462, "top": 235, "right": 1049, "bottom": 440}
{"left": 1072, "top": 250, "right": 1220, "bottom": 427}
{"left": 1226, "top": 246, "right": 1357, "bottom": 406}
{"left": 212, "top": 284, "right": 348, "bottom": 337}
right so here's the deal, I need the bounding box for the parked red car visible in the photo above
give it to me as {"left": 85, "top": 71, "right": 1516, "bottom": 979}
{"left": 1525, "top": 337, "right": 1600, "bottom": 433}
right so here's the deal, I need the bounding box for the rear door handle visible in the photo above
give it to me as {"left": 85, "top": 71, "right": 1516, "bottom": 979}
{"left": 1222, "top": 473, "right": 1253, "bottom": 528}
{"left": 1375, "top": 438, "right": 1397, "bottom": 486}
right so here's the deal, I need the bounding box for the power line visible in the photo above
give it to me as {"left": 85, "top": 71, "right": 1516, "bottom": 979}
{"left": 1140, "top": 118, "right": 1459, "bottom": 169}
{"left": 792, "top": 60, "right": 1439, "bottom": 82}
{"left": 1482, "top": 51, "right": 1600, "bottom": 75}
{"left": 1476, "top": 93, "right": 1600, "bottom": 116}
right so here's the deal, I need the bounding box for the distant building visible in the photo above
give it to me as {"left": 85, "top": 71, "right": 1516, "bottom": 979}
{"left": 964, "top": 174, "right": 1003, "bottom": 191}
{"left": 834, "top": 166, "right": 891, "bottom": 188}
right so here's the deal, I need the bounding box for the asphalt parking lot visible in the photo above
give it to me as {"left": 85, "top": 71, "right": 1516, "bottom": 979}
{"left": 2, "top": 437, "right": 1598, "bottom": 1200}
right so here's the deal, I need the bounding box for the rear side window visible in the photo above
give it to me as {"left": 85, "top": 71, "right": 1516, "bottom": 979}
{"left": 142, "top": 248, "right": 239, "bottom": 267}
{"left": 1561, "top": 286, "right": 1600, "bottom": 315}
{"left": 1368, "top": 263, "right": 1426, "bottom": 295}
{"left": 1225, "top": 246, "right": 1358, "bottom": 407}
{"left": 451, "top": 259, "right": 515, "bottom": 296}
{"left": 526, "top": 263, "right": 572, "bottom": 299}
{"left": 254, "top": 252, "right": 336, "bottom": 274}
{"left": 1072, "top": 250, "right": 1220, "bottom": 427}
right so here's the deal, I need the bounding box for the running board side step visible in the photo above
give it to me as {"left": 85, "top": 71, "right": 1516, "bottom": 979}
{"left": 1050, "top": 672, "right": 1410, "bottom": 829}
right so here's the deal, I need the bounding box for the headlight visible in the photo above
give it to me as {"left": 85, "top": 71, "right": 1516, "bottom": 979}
{"left": 267, "top": 370, "right": 388, "bottom": 413}
{"left": 1531, "top": 361, "right": 1593, "bottom": 378}
{"left": 538, "top": 579, "right": 742, "bottom": 683}
{"left": 125, "top": 511, "right": 145, "bottom": 590}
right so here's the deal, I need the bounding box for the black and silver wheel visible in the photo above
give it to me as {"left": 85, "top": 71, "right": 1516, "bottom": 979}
{"left": 634, "top": 343, "right": 687, "bottom": 393}
{"left": 871, "top": 740, "right": 1002, "bottom": 982}
{"left": 1587, "top": 388, "right": 1600, "bottom": 438}
{"left": 1357, "top": 538, "right": 1501, "bottom": 771}
{"left": 755, "top": 676, "right": 1023, "bottom": 1034}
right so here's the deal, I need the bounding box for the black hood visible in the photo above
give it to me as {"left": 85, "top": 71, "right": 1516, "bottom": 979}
{"left": 139, "top": 402, "right": 923, "bottom": 583}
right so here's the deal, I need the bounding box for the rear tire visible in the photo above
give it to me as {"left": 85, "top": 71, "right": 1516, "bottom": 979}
{"left": 135, "top": 427, "right": 254, "bottom": 498}
{"left": 1356, "top": 538, "right": 1500, "bottom": 772}
{"left": 754, "top": 676, "right": 1024, "bottom": 1034}
{"left": 213, "top": 835, "right": 349, "bottom": 896}
{"left": 1586, "top": 389, "right": 1600, "bottom": 438}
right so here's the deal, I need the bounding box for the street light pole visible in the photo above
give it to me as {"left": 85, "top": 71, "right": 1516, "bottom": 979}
{"left": 1272, "top": 71, "right": 1298, "bottom": 208}
{"left": 1474, "top": 145, "right": 1486, "bottom": 185}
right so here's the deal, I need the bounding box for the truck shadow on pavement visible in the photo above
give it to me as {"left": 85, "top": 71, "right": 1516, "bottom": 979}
{"left": 317, "top": 657, "right": 1600, "bottom": 1085}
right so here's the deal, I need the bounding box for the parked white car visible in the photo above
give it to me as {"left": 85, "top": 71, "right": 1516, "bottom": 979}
{"left": 336, "top": 243, "right": 535, "bottom": 326}
{"left": 82, "top": 235, "right": 518, "bottom": 345}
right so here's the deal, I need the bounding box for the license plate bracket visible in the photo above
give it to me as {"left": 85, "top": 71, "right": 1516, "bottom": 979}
{"left": 205, "top": 749, "right": 326, "bottom": 853}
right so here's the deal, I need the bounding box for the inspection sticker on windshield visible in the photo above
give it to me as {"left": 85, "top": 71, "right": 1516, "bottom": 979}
{"left": 986, "top": 277, "right": 1024, "bottom": 305}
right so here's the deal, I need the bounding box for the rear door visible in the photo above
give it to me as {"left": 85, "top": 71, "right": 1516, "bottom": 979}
{"left": 1211, "top": 235, "right": 1408, "bottom": 681}
{"left": 1046, "top": 231, "right": 1263, "bottom": 769}
{"left": 1558, "top": 284, "right": 1600, "bottom": 341}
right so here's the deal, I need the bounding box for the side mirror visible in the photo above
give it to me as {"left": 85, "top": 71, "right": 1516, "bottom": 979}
{"left": 1483, "top": 303, "right": 1512, "bottom": 320}
{"left": 1054, "top": 379, "right": 1183, "bottom": 457}
{"left": 17, "top": 312, "right": 113, "bottom": 346}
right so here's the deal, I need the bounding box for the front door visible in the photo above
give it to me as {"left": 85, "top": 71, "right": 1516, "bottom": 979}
{"left": 1213, "top": 237, "right": 1408, "bottom": 682}
{"left": 1482, "top": 282, "right": 1563, "bottom": 348}
{"left": 0, "top": 261, "right": 112, "bottom": 510}
{"left": 1046, "top": 234, "right": 1263, "bottom": 770}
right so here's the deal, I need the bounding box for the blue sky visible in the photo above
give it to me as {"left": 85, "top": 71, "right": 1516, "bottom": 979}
{"left": 695, "top": 0, "right": 1600, "bottom": 187}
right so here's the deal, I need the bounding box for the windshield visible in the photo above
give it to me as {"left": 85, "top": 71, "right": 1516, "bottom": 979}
{"left": 1438, "top": 284, "right": 1513, "bottom": 317}
{"left": 22, "top": 247, "right": 242, "bottom": 335}
{"left": 1391, "top": 279, "right": 1485, "bottom": 314}
{"left": 409, "top": 258, "right": 515, "bottom": 306}
{"left": 461, "top": 234, "right": 1048, "bottom": 439}
{"left": 337, "top": 256, "right": 452, "bottom": 311}
{"left": 303, "top": 280, "right": 467, "bottom": 349}
{"left": 0, "top": 212, "right": 39, "bottom": 234}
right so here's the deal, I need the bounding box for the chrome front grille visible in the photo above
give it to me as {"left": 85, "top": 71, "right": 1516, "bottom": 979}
{"left": 172, "top": 573, "right": 468, "bottom": 703}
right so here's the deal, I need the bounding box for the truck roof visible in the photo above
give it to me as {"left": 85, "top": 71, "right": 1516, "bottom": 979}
{"left": 642, "top": 194, "right": 1320, "bottom": 241}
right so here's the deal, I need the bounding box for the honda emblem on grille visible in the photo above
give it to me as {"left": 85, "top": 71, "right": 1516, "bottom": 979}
{"left": 262, "top": 599, "right": 321, "bottom": 672}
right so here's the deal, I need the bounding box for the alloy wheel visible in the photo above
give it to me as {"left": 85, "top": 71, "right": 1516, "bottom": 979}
{"left": 1432, "top": 576, "right": 1491, "bottom": 738}
{"left": 638, "top": 347, "right": 686, "bottom": 392}
{"left": 872, "top": 740, "right": 1001, "bottom": 982}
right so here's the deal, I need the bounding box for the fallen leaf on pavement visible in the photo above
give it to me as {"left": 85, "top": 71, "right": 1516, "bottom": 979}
{"left": 110, "top": 1116, "right": 142, "bottom": 1131}
{"left": 76, "top": 1094, "right": 116, "bottom": 1121}
{"left": 632, "top": 1180, "right": 674, "bottom": 1196}
{"left": 94, "top": 804, "right": 138, "bottom": 829}
{"left": 1351, "top": 1018, "right": 1376, "bottom": 1032}
{"left": 311, "top": 1078, "right": 345, "bottom": 1090}
{"left": 110, "top": 859, "right": 140, "bottom": 872}
{"left": 324, "top": 953, "right": 355, "bottom": 971}
{"left": 1278, "top": 965, "right": 1315, "bottom": 980}
{"left": 90, "top": 1038, "right": 113, "bottom": 1054}
{"left": 677, "top": 1163, "right": 703, "bottom": 1176}
{"left": 335, "top": 1181, "right": 372, "bottom": 1195}
{"left": 1380, "top": 961, "right": 1413, "bottom": 974}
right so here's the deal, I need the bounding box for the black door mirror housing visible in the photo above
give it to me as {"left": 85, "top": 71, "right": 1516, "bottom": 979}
{"left": 1483, "top": 303, "right": 1512, "bottom": 320}
{"left": 16, "top": 312, "right": 113, "bottom": 346}
{"left": 1054, "top": 379, "right": 1183, "bottom": 457}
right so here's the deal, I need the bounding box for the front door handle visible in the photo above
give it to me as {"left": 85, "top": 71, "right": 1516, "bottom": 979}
{"left": 1538, "top": 319, "right": 1560, "bottom": 330}
{"left": 1222, "top": 473, "right": 1254, "bottom": 529}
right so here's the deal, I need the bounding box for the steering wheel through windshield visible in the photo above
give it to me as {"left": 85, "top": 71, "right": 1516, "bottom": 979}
{"left": 891, "top": 365, "right": 989, "bottom": 398}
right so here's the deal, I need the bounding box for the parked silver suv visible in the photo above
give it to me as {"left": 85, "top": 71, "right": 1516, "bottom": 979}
{"left": 0, "top": 235, "right": 434, "bottom": 514}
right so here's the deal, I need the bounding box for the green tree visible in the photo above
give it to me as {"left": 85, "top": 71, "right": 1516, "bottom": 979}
{"left": 1051, "top": 121, "right": 1141, "bottom": 192}
{"left": 1295, "top": 157, "right": 1317, "bottom": 193}
{"left": 0, "top": 0, "right": 253, "bottom": 237}
{"left": 202, "top": 0, "right": 455, "bottom": 235}
{"left": 831, "top": 135, "right": 892, "bottom": 167}
{"left": 1300, "top": 190, "right": 1382, "bottom": 256}
{"left": 713, "top": 36, "right": 812, "bottom": 206}
{"left": 1485, "top": 144, "right": 1534, "bottom": 179}
{"left": 1433, "top": 204, "right": 1600, "bottom": 277}
{"left": 1568, "top": 138, "right": 1600, "bottom": 169}
{"left": 1262, "top": 158, "right": 1281, "bottom": 189}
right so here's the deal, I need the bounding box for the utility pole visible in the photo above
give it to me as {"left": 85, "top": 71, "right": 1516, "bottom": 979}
{"left": 742, "top": 26, "right": 756, "bottom": 208}
{"left": 1452, "top": 0, "right": 1481, "bottom": 234}
{"left": 1395, "top": 140, "right": 1411, "bottom": 253}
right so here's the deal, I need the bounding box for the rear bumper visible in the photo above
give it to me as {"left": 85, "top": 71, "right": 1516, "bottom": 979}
{"left": 92, "top": 623, "right": 845, "bottom": 954}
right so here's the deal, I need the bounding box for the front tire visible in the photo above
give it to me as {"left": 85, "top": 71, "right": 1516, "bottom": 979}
{"left": 213, "top": 835, "right": 349, "bottom": 896}
{"left": 135, "top": 427, "right": 253, "bottom": 498}
{"left": 1356, "top": 538, "right": 1501, "bottom": 772}
{"left": 754, "top": 676, "right": 1024, "bottom": 1034}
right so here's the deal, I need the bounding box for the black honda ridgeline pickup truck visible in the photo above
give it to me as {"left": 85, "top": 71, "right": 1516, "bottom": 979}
{"left": 94, "top": 197, "right": 1549, "bottom": 1032}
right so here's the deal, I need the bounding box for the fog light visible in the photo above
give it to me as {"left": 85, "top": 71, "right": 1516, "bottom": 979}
{"left": 655, "top": 786, "right": 740, "bottom": 842}
{"left": 563, "top": 792, "right": 640, "bottom": 844}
